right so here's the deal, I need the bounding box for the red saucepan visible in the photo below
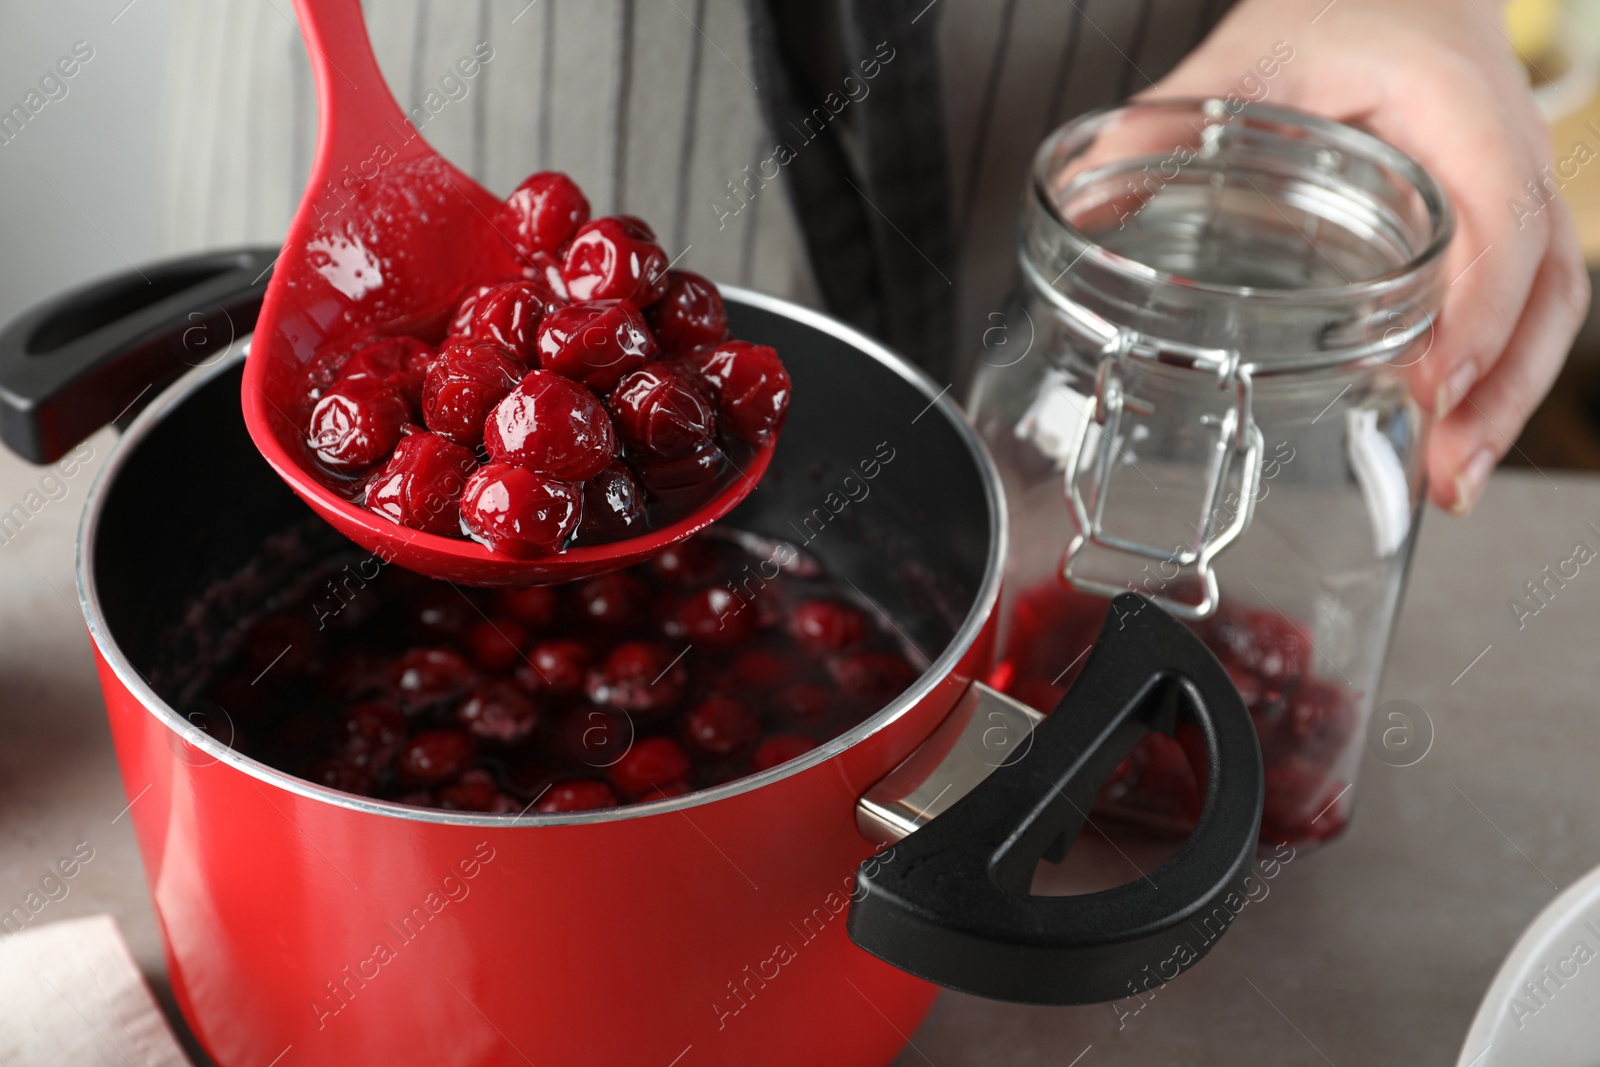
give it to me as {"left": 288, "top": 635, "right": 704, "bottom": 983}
{"left": 0, "top": 252, "right": 1263, "bottom": 1066}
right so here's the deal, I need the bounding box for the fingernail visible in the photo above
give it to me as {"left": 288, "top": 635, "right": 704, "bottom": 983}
{"left": 1435, "top": 360, "right": 1479, "bottom": 420}
{"left": 1451, "top": 448, "right": 1496, "bottom": 515}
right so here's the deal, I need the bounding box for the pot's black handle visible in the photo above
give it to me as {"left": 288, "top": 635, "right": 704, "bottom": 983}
{"left": 0, "top": 246, "right": 277, "bottom": 464}
{"left": 847, "top": 593, "right": 1264, "bottom": 1005}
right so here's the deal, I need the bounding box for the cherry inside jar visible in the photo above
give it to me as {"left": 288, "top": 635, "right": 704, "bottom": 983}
{"left": 168, "top": 528, "right": 923, "bottom": 814}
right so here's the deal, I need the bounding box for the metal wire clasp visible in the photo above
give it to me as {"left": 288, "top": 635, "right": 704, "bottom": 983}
{"left": 1060, "top": 334, "right": 1262, "bottom": 619}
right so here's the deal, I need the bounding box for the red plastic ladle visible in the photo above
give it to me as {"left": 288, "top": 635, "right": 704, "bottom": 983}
{"left": 242, "top": 0, "right": 774, "bottom": 586}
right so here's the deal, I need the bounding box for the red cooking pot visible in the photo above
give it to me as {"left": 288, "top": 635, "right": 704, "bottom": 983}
{"left": 0, "top": 250, "right": 1264, "bottom": 1066}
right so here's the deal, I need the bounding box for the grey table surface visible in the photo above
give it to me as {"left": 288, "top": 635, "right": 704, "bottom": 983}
{"left": 2, "top": 430, "right": 1596, "bottom": 1066}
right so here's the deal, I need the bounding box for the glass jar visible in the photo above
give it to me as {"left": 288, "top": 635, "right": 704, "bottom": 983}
{"left": 968, "top": 100, "right": 1451, "bottom": 845}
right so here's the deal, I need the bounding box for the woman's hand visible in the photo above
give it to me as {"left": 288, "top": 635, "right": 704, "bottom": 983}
{"left": 1147, "top": 0, "right": 1589, "bottom": 513}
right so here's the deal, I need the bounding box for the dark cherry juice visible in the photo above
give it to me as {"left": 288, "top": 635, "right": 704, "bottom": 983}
{"left": 177, "top": 529, "right": 921, "bottom": 814}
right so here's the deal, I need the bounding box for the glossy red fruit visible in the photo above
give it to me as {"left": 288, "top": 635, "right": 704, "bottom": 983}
{"left": 365, "top": 431, "right": 477, "bottom": 535}
{"left": 723, "top": 649, "right": 800, "bottom": 695}
{"left": 307, "top": 376, "right": 409, "bottom": 471}
{"left": 341, "top": 701, "right": 407, "bottom": 772}
{"left": 517, "top": 639, "right": 592, "bottom": 694}
{"left": 772, "top": 682, "right": 833, "bottom": 723}
{"left": 684, "top": 341, "right": 791, "bottom": 444}
{"left": 789, "top": 599, "right": 866, "bottom": 653}
{"left": 498, "top": 171, "right": 590, "bottom": 257}
{"left": 336, "top": 336, "right": 436, "bottom": 412}
{"left": 421, "top": 342, "right": 523, "bottom": 449}
{"left": 438, "top": 768, "right": 519, "bottom": 812}
{"left": 607, "top": 361, "right": 716, "bottom": 458}
{"left": 607, "top": 736, "right": 691, "bottom": 797}
{"left": 464, "top": 617, "right": 528, "bottom": 672}
{"left": 562, "top": 705, "right": 635, "bottom": 767}
{"left": 664, "top": 586, "right": 758, "bottom": 646}
{"left": 407, "top": 593, "right": 472, "bottom": 640}
{"left": 752, "top": 734, "right": 817, "bottom": 771}
{"left": 459, "top": 463, "right": 583, "bottom": 557}
{"left": 649, "top": 535, "right": 726, "bottom": 585}
{"left": 562, "top": 216, "right": 670, "bottom": 305}
{"left": 647, "top": 270, "right": 727, "bottom": 352}
{"left": 242, "top": 614, "right": 317, "bottom": 679}
{"left": 683, "top": 694, "right": 760, "bottom": 756}
{"left": 457, "top": 680, "right": 540, "bottom": 742}
{"left": 398, "top": 729, "right": 474, "bottom": 784}
{"left": 536, "top": 778, "right": 619, "bottom": 813}
{"left": 390, "top": 647, "right": 478, "bottom": 712}
{"left": 1282, "top": 679, "right": 1356, "bottom": 765}
{"left": 521, "top": 250, "right": 569, "bottom": 300}
{"left": 1206, "top": 607, "right": 1311, "bottom": 687}
{"left": 578, "top": 460, "right": 646, "bottom": 541}
{"left": 484, "top": 369, "right": 617, "bottom": 481}
{"left": 573, "top": 572, "right": 648, "bottom": 628}
{"left": 633, "top": 442, "right": 727, "bottom": 497}
{"left": 828, "top": 651, "right": 918, "bottom": 707}
{"left": 463, "top": 279, "right": 563, "bottom": 364}
{"left": 447, "top": 283, "right": 501, "bottom": 340}
{"left": 497, "top": 585, "right": 560, "bottom": 629}
{"left": 534, "top": 300, "right": 654, "bottom": 392}
{"left": 586, "top": 640, "right": 689, "bottom": 714}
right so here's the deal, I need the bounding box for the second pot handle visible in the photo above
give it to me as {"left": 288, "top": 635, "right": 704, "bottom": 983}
{"left": 847, "top": 592, "right": 1263, "bottom": 1005}
{"left": 0, "top": 246, "right": 277, "bottom": 464}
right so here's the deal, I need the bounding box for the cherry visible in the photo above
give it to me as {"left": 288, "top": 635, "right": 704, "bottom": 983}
{"left": 683, "top": 694, "right": 759, "bottom": 756}
{"left": 459, "top": 463, "right": 583, "bottom": 557}
{"left": 649, "top": 535, "right": 726, "bottom": 585}
{"left": 646, "top": 270, "right": 728, "bottom": 351}
{"left": 1130, "top": 733, "right": 1202, "bottom": 822}
{"left": 438, "top": 768, "right": 519, "bottom": 812}
{"left": 518, "top": 639, "right": 592, "bottom": 694}
{"left": 534, "top": 300, "right": 654, "bottom": 392}
{"left": 723, "top": 649, "right": 800, "bottom": 695}
{"left": 607, "top": 736, "right": 691, "bottom": 797}
{"left": 242, "top": 614, "right": 317, "bottom": 679}
{"left": 315, "top": 650, "right": 389, "bottom": 706}
{"left": 607, "top": 361, "right": 716, "bottom": 458}
{"left": 1205, "top": 607, "right": 1310, "bottom": 687}
{"left": 664, "top": 586, "right": 758, "bottom": 646}
{"left": 586, "top": 640, "right": 688, "bottom": 714}
{"left": 573, "top": 572, "right": 648, "bottom": 628}
{"left": 365, "top": 431, "right": 477, "bottom": 535}
{"left": 390, "top": 647, "right": 477, "bottom": 712}
{"left": 422, "top": 342, "right": 523, "bottom": 449}
{"left": 752, "top": 734, "right": 817, "bottom": 771}
{"left": 463, "top": 617, "right": 528, "bottom": 672}
{"left": 829, "top": 651, "right": 918, "bottom": 707}
{"left": 308, "top": 757, "right": 374, "bottom": 796}
{"left": 484, "top": 369, "right": 618, "bottom": 481}
{"left": 562, "top": 216, "right": 670, "bottom": 304}
{"left": 789, "top": 600, "right": 866, "bottom": 653}
{"left": 563, "top": 705, "right": 635, "bottom": 767}
{"left": 407, "top": 593, "right": 472, "bottom": 641}
{"left": 1282, "top": 679, "right": 1356, "bottom": 765}
{"left": 578, "top": 460, "right": 646, "bottom": 541}
{"left": 447, "top": 283, "right": 501, "bottom": 340}
{"left": 773, "top": 682, "right": 833, "bottom": 724}
{"left": 398, "top": 729, "right": 474, "bottom": 784}
{"left": 457, "top": 680, "right": 540, "bottom": 742}
{"left": 336, "top": 336, "right": 435, "bottom": 412}
{"left": 498, "top": 171, "right": 590, "bottom": 258}
{"left": 536, "top": 778, "right": 619, "bottom": 813}
{"left": 683, "top": 341, "right": 791, "bottom": 444}
{"left": 462, "top": 279, "right": 563, "bottom": 365}
{"left": 341, "top": 701, "right": 407, "bottom": 772}
{"left": 307, "top": 376, "right": 409, "bottom": 471}
{"left": 497, "top": 585, "right": 560, "bottom": 629}
{"left": 521, "top": 250, "right": 569, "bottom": 300}
{"left": 633, "top": 442, "right": 727, "bottom": 497}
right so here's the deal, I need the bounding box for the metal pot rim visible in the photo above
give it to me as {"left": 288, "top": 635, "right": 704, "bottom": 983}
{"left": 75, "top": 286, "right": 1009, "bottom": 827}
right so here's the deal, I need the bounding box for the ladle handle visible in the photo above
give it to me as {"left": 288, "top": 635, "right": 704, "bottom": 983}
{"left": 0, "top": 247, "right": 275, "bottom": 464}
{"left": 292, "top": 0, "right": 419, "bottom": 162}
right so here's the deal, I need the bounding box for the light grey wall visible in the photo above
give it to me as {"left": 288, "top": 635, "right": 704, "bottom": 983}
{"left": 0, "top": 0, "right": 170, "bottom": 324}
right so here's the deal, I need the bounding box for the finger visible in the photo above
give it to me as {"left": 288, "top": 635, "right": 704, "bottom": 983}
{"left": 1428, "top": 196, "right": 1589, "bottom": 513}
{"left": 1373, "top": 81, "right": 1554, "bottom": 426}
